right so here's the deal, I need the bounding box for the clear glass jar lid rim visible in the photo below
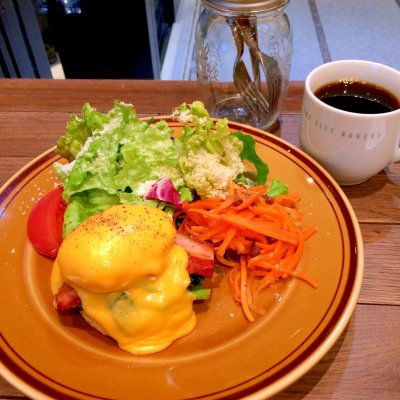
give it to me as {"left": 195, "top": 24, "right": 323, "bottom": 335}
{"left": 201, "top": 0, "right": 289, "bottom": 13}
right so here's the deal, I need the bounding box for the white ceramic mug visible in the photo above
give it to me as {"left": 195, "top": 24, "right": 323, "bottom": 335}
{"left": 299, "top": 60, "right": 400, "bottom": 185}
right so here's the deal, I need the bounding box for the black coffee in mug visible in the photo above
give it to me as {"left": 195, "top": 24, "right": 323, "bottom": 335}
{"left": 314, "top": 80, "right": 400, "bottom": 114}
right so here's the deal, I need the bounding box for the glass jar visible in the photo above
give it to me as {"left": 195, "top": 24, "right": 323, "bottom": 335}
{"left": 196, "top": 0, "right": 292, "bottom": 131}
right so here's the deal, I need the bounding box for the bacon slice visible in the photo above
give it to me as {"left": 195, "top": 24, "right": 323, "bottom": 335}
{"left": 187, "top": 255, "right": 215, "bottom": 279}
{"left": 175, "top": 233, "right": 215, "bottom": 260}
{"left": 54, "top": 283, "right": 81, "bottom": 311}
{"left": 175, "top": 233, "right": 215, "bottom": 278}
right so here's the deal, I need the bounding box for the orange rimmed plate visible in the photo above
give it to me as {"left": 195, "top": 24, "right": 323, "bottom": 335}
{"left": 0, "top": 119, "right": 363, "bottom": 400}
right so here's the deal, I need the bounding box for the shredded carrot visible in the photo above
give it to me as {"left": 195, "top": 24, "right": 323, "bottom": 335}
{"left": 240, "top": 256, "right": 255, "bottom": 322}
{"left": 174, "top": 182, "right": 317, "bottom": 322}
{"left": 216, "top": 226, "right": 238, "bottom": 257}
{"left": 216, "top": 254, "right": 239, "bottom": 268}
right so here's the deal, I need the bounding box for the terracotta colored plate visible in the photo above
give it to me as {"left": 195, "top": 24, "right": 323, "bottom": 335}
{"left": 0, "top": 119, "right": 363, "bottom": 400}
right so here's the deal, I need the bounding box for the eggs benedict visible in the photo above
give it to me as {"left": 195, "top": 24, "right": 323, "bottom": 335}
{"left": 51, "top": 204, "right": 196, "bottom": 355}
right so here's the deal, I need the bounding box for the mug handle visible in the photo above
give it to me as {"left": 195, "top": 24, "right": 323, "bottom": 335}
{"left": 394, "top": 132, "right": 400, "bottom": 162}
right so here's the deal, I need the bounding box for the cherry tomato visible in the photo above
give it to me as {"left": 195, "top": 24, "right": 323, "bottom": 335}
{"left": 27, "top": 186, "right": 66, "bottom": 258}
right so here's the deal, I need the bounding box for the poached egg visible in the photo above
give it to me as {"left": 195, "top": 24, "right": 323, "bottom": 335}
{"left": 51, "top": 204, "right": 196, "bottom": 355}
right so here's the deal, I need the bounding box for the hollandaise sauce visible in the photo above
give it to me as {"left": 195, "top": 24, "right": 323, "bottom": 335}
{"left": 51, "top": 204, "right": 197, "bottom": 355}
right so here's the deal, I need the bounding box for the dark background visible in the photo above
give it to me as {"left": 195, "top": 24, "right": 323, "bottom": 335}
{"left": 0, "top": 0, "right": 175, "bottom": 79}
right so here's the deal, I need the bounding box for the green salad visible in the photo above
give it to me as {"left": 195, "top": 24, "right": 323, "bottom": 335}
{"left": 54, "top": 100, "right": 287, "bottom": 237}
